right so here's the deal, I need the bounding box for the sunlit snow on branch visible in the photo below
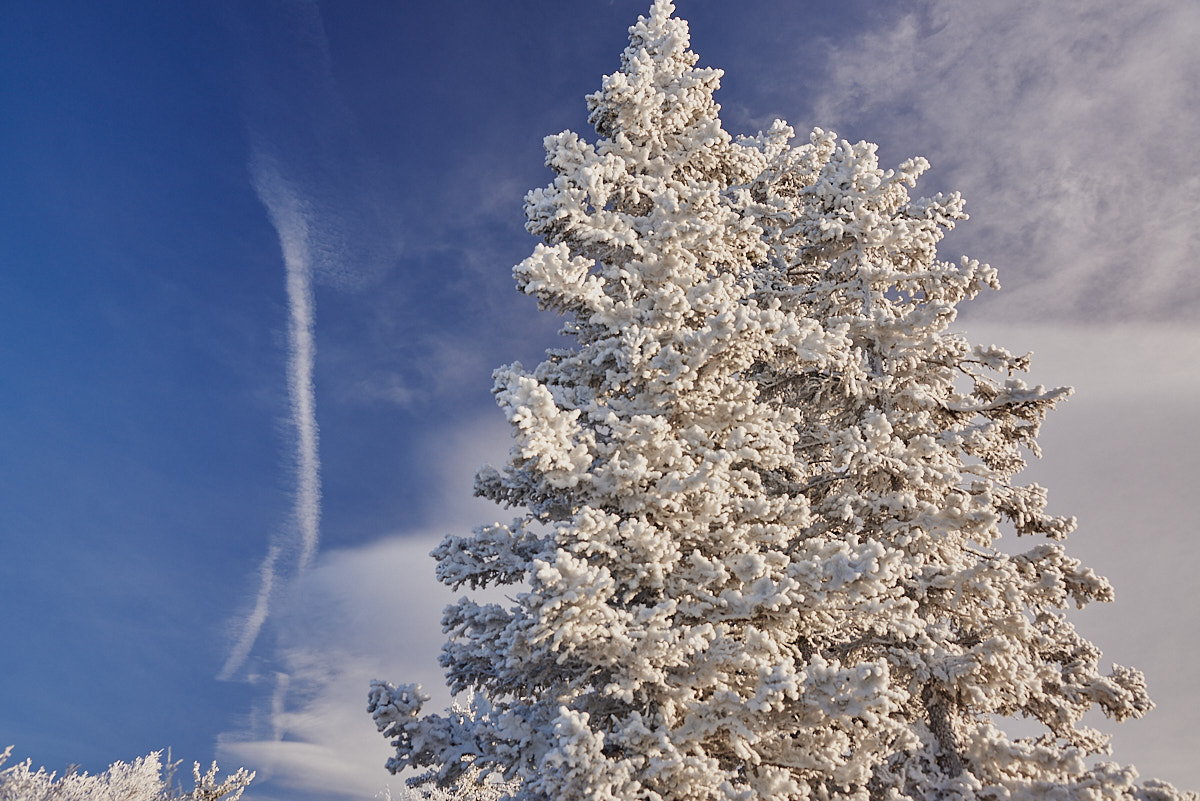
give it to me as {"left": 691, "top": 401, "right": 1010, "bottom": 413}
{"left": 0, "top": 746, "right": 253, "bottom": 801}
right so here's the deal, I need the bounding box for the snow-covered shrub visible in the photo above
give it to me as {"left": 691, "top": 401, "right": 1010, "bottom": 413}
{"left": 0, "top": 746, "right": 253, "bottom": 801}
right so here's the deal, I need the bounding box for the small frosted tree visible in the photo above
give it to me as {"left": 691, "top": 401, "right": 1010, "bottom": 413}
{"left": 0, "top": 746, "right": 253, "bottom": 801}
{"left": 370, "top": 3, "right": 1194, "bottom": 800}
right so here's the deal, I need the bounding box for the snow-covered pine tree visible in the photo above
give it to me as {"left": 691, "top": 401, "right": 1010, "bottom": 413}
{"left": 370, "top": 3, "right": 1194, "bottom": 800}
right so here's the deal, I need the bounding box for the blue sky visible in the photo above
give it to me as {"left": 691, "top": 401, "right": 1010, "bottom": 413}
{"left": 2, "top": 2, "right": 1197, "bottom": 799}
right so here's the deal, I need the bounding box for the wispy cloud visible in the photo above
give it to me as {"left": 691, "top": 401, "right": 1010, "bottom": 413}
{"left": 220, "top": 0, "right": 405, "bottom": 682}
{"left": 219, "top": 535, "right": 452, "bottom": 800}
{"left": 252, "top": 151, "right": 321, "bottom": 573}
{"left": 808, "top": 0, "right": 1200, "bottom": 323}
{"left": 217, "top": 417, "right": 514, "bottom": 800}
{"left": 220, "top": 543, "right": 282, "bottom": 683}
{"left": 220, "top": 152, "right": 322, "bottom": 681}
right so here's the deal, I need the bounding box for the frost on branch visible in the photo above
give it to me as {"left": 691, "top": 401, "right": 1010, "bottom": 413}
{"left": 371, "top": 2, "right": 1194, "bottom": 800}
{"left": 0, "top": 746, "right": 253, "bottom": 801}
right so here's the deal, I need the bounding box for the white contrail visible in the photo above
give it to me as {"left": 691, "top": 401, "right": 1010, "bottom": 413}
{"left": 220, "top": 543, "right": 281, "bottom": 681}
{"left": 220, "top": 151, "right": 322, "bottom": 680}
{"left": 277, "top": 182, "right": 322, "bottom": 573}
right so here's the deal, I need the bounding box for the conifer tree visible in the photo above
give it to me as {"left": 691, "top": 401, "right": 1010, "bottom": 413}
{"left": 370, "top": 3, "right": 1194, "bottom": 800}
